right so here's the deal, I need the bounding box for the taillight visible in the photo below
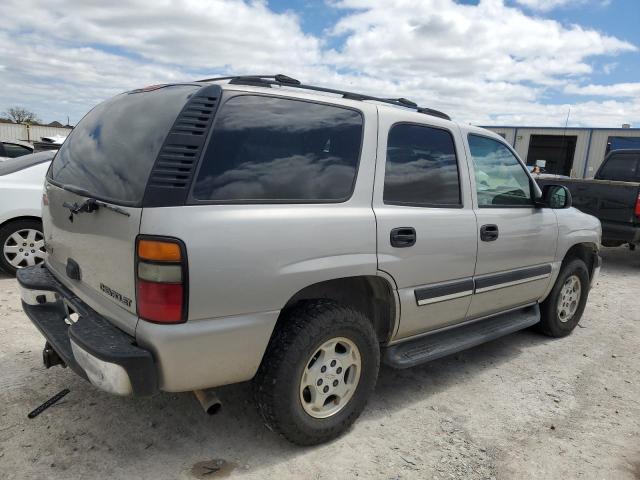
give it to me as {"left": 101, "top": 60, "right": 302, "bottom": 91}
{"left": 136, "top": 237, "right": 187, "bottom": 324}
{"left": 635, "top": 192, "right": 640, "bottom": 218}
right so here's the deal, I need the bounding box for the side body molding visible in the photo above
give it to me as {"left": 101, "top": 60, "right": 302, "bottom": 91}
{"left": 412, "top": 264, "right": 553, "bottom": 307}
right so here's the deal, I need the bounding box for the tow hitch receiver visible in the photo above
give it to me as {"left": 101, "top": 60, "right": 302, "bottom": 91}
{"left": 43, "top": 342, "right": 65, "bottom": 369}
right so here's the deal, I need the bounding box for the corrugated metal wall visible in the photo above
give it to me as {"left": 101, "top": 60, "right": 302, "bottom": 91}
{"left": 0, "top": 124, "right": 72, "bottom": 143}
{"left": 512, "top": 128, "right": 590, "bottom": 178}
{"left": 485, "top": 128, "right": 516, "bottom": 146}
{"left": 586, "top": 130, "right": 640, "bottom": 176}
{"left": 483, "top": 126, "right": 640, "bottom": 178}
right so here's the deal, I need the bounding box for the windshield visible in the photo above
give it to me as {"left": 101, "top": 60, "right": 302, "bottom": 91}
{"left": 49, "top": 84, "right": 199, "bottom": 205}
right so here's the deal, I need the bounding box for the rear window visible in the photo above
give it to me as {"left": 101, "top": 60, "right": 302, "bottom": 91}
{"left": 598, "top": 154, "right": 639, "bottom": 181}
{"left": 49, "top": 85, "right": 199, "bottom": 205}
{"left": 2, "top": 143, "right": 33, "bottom": 158}
{"left": 191, "top": 95, "right": 363, "bottom": 202}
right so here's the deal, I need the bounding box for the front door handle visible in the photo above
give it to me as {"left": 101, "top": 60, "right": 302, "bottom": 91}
{"left": 480, "top": 224, "right": 499, "bottom": 242}
{"left": 390, "top": 227, "right": 416, "bottom": 248}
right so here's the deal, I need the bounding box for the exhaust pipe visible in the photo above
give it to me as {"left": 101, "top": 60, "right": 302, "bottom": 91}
{"left": 194, "top": 389, "right": 222, "bottom": 415}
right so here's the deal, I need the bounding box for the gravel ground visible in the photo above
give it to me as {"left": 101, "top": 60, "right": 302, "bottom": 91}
{"left": 0, "top": 246, "right": 638, "bottom": 479}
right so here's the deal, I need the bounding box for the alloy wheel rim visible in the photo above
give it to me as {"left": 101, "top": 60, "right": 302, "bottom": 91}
{"left": 557, "top": 274, "right": 581, "bottom": 323}
{"left": 3, "top": 229, "right": 46, "bottom": 269}
{"left": 299, "top": 336, "right": 362, "bottom": 419}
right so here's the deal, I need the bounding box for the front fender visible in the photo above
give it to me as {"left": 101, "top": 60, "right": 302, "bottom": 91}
{"left": 537, "top": 209, "right": 600, "bottom": 302}
{"left": 555, "top": 209, "right": 601, "bottom": 261}
{"left": 0, "top": 207, "right": 42, "bottom": 227}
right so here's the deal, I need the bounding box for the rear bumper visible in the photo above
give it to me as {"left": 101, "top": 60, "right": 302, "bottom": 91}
{"left": 17, "top": 265, "right": 157, "bottom": 396}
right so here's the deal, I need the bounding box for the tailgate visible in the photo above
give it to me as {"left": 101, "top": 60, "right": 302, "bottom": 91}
{"left": 43, "top": 182, "right": 141, "bottom": 334}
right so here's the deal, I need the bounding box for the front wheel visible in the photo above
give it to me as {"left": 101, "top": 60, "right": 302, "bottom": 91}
{"left": 538, "top": 258, "right": 590, "bottom": 337}
{"left": 253, "top": 300, "right": 380, "bottom": 445}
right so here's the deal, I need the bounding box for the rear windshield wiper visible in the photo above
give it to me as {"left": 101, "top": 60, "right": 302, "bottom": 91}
{"left": 61, "top": 184, "right": 131, "bottom": 218}
{"left": 62, "top": 197, "right": 130, "bottom": 222}
{"left": 62, "top": 184, "right": 93, "bottom": 198}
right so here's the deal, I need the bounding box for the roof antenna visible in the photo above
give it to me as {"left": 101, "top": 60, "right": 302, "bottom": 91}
{"left": 562, "top": 107, "right": 571, "bottom": 175}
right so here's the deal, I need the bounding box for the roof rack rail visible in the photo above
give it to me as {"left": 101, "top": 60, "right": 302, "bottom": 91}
{"left": 195, "top": 74, "right": 451, "bottom": 120}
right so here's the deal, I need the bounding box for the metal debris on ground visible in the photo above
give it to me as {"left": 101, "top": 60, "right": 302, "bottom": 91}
{"left": 27, "top": 389, "right": 70, "bottom": 418}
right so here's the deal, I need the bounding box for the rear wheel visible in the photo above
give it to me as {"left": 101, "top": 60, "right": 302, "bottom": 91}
{"left": 253, "top": 300, "right": 379, "bottom": 445}
{"left": 0, "top": 219, "right": 45, "bottom": 275}
{"left": 538, "top": 258, "right": 590, "bottom": 337}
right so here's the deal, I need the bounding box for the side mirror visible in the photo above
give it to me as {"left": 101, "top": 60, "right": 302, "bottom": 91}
{"left": 539, "top": 184, "right": 572, "bottom": 209}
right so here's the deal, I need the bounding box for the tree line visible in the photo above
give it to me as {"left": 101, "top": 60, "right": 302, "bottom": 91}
{"left": 2, "top": 106, "right": 42, "bottom": 124}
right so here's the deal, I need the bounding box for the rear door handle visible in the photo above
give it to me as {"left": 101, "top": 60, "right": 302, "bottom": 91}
{"left": 390, "top": 227, "right": 416, "bottom": 248}
{"left": 480, "top": 224, "right": 499, "bottom": 242}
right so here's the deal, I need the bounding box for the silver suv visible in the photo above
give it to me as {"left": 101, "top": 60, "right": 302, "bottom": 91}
{"left": 18, "top": 75, "right": 601, "bottom": 445}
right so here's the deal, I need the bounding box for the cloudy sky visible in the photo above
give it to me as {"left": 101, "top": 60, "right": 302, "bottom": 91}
{"left": 1, "top": 0, "right": 638, "bottom": 127}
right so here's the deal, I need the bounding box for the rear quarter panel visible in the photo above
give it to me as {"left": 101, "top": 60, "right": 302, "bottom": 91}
{"left": 140, "top": 204, "right": 378, "bottom": 321}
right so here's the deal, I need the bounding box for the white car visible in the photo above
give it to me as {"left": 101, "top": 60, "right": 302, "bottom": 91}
{"left": 0, "top": 140, "right": 34, "bottom": 161}
{"left": 0, "top": 150, "right": 55, "bottom": 274}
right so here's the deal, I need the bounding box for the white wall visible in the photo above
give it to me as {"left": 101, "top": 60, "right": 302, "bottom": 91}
{"left": 0, "top": 124, "right": 72, "bottom": 143}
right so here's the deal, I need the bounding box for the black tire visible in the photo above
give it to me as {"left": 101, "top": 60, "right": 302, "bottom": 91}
{"left": 0, "top": 219, "right": 45, "bottom": 275}
{"left": 538, "top": 258, "right": 590, "bottom": 337}
{"left": 253, "top": 300, "right": 380, "bottom": 446}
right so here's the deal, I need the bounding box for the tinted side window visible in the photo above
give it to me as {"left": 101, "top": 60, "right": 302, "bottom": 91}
{"left": 383, "top": 124, "right": 461, "bottom": 206}
{"left": 3, "top": 143, "right": 32, "bottom": 158}
{"left": 598, "top": 155, "right": 638, "bottom": 181}
{"left": 468, "top": 135, "right": 533, "bottom": 207}
{"left": 192, "top": 95, "right": 363, "bottom": 202}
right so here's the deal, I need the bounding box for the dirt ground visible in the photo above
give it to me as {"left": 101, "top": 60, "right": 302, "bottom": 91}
{"left": 0, "top": 246, "right": 638, "bottom": 480}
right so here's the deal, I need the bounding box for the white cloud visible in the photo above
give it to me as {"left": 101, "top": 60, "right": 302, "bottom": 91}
{"left": 0, "top": 0, "right": 637, "bottom": 127}
{"left": 565, "top": 82, "right": 640, "bottom": 98}
{"left": 515, "top": 0, "right": 580, "bottom": 11}
{"left": 514, "top": 0, "right": 610, "bottom": 12}
{"left": 325, "top": 0, "right": 637, "bottom": 125}
{"left": 1, "top": 0, "right": 322, "bottom": 71}
{"left": 0, "top": 0, "right": 324, "bottom": 123}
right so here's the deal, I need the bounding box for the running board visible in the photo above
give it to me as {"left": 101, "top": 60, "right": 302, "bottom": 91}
{"left": 383, "top": 305, "right": 540, "bottom": 369}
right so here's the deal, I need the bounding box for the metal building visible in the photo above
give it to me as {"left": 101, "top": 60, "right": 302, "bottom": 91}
{"left": 482, "top": 126, "right": 640, "bottom": 178}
